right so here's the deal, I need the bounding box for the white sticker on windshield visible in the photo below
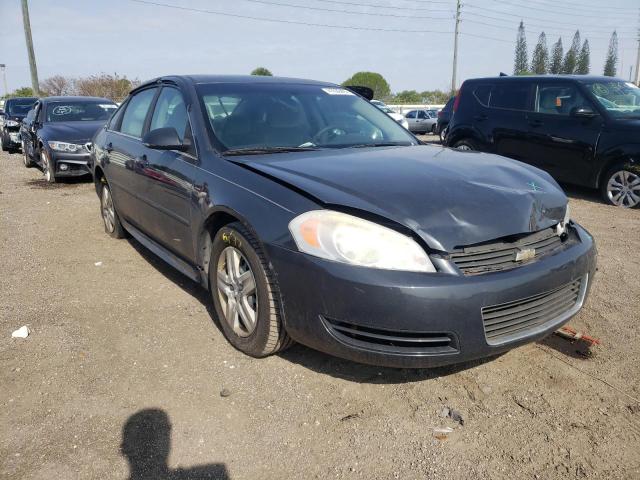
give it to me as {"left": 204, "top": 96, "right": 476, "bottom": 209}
{"left": 52, "top": 106, "right": 72, "bottom": 115}
{"left": 322, "top": 88, "right": 355, "bottom": 96}
{"left": 100, "top": 104, "right": 116, "bottom": 109}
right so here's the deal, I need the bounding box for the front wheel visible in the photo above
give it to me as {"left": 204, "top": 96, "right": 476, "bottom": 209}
{"left": 23, "top": 141, "right": 33, "bottom": 167}
{"left": 601, "top": 166, "right": 640, "bottom": 208}
{"left": 100, "top": 181, "right": 127, "bottom": 237}
{"left": 41, "top": 151, "right": 56, "bottom": 183}
{"left": 210, "top": 223, "right": 292, "bottom": 357}
{"left": 0, "top": 134, "right": 8, "bottom": 152}
{"left": 453, "top": 139, "right": 478, "bottom": 151}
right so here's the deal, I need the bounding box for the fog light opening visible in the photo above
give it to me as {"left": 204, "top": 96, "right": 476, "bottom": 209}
{"left": 59, "top": 163, "right": 69, "bottom": 171}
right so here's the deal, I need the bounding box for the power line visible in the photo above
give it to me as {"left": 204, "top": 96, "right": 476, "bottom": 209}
{"left": 479, "top": 0, "right": 632, "bottom": 19}
{"left": 130, "top": 0, "right": 453, "bottom": 33}
{"left": 235, "top": 0, "right": 454, "bottom": 20}
{"left": 293, "top": 0, "right": 454, "bottom": 12}
{"left": 494, "top": 0, "right": 638, "bottom": 14}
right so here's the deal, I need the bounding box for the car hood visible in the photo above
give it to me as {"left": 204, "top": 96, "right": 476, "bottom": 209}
{"left": 239, "top": 145, "right": 568, "bottom": 251}
{"left": 41, "top": 120, "right": 106, "bottom": 143}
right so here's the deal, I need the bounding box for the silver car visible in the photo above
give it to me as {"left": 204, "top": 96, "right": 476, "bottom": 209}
{"left": 405, "top": 109, "right": 437, "bottom": 134}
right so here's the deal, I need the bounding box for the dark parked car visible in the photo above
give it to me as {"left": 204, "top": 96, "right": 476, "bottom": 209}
{"left": 436, "top": 96, "right": 454, "bottom": 142}
{"left": 0, "top": 96, "right": 37, "bottom": 152}
{"left": 21, "top": 96, "right": 117, "bottom": 182}
{"left": 445, "top": 75, "right": 640, "bottom": 208}
{"left": 91, "top": 75, "right": 595, "bottom": 368}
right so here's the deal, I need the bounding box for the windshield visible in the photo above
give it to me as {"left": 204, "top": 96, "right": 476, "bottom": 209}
{"left": 584, "top": 81, "right": 640, "bottom": 118}
{"left": 7, "top": 98, "right": 36, "bottom": 116}
{"left": 197, "top": 83, "right": 416, "bottom": 152}
{"left": 45, "top": 101, "right": 117, "bottom": 122}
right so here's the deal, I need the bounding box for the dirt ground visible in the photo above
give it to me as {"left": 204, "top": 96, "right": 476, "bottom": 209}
{"left": 1, "top": 143, "right": 639, "bottom": 480}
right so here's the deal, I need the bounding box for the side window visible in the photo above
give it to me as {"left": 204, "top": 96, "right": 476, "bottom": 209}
{"left": 107, "top": 102, "right": 127, "bottom": 130}
{"left": 417, "top": 111, "right": 428, "bottom": 119}
{"left": 474, "top": 85, "right": 492, "bottom": 106}
{"left": 119, "top": 88, "right": 157, "bottom": 138}
{"left": 405, "top": 110, "right": 417, "bottom": 119}
{"left": 150, "top": 87, "right": 189, "bottom": 141}
{"left": 489, "top": 83, "right": 532, "bottom": 111}
{"left": 536, "top": 84, "right": 591, "bottom": 116}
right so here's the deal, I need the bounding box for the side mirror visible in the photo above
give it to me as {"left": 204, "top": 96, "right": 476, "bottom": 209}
{"left": 142, "top": 127, "right": 187, "bottom": 151}
{"left": 571, "top": 107, "right": 597, "bottom": 118}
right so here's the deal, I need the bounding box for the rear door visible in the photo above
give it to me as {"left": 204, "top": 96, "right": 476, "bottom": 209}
{"left": 405, "top": 110, "right": 418, "bottom": 131}
{"left": 486, "top": 81, "right": 535, "bottom": 161}
{"left": 103, "top": 87, "right": 159, "bottom": 228}
{"left": 415, "top": 110, "right": 429, "bottom": 133}
{"left": 140, "top": 85, "right": 197, "bottom": 261}
{"left": 525, "top": 81, "right": 602, "bottom": 184}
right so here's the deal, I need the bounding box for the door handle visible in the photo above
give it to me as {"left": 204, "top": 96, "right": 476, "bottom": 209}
{"left": 106, "top": 142, "right": 113, "bottom": 153}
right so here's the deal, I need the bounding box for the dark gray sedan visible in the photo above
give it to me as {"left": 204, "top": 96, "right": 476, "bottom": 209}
{"left": 90, "top": 75, "right": 596, "bottom": 368}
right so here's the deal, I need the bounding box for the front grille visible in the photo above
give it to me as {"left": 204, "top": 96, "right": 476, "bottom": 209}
{"left": 322, "top": 317, "right": 458, "bottom": 355}
{"left": 482, "top": 277, "right": 585, "bottom": 345}
{"left": 450, "top": 227, "right": 569, "bottom": 275}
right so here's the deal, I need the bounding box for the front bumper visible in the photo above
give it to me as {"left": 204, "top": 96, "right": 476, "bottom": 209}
{"left": 50, "top": 151, "right": 92, "bottom": 177}
{"left": 267, "top": 224, "right": 596, "bottom": 368}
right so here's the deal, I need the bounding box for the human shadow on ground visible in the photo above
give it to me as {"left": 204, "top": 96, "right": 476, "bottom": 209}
{"left": 121, "top": 409, "right": 230, "bottom": 480}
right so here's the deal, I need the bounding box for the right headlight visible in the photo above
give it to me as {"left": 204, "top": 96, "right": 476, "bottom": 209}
{"left": 288, "top": 210, "right": 435, "bottom": 272}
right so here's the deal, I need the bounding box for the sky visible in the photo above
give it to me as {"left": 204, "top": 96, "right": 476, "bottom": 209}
{"left": 1, "top": 0, "right": 638, "bottom": 95}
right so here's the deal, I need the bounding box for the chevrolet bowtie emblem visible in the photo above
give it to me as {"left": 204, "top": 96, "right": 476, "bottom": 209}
{"left": 515, "top": 248, "right": 536, "bottom": 262}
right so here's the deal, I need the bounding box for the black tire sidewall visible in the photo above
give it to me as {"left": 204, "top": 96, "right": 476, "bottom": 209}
{"left": 454, "top": 139, "right": 478, "bottom": 151}
{"left": 210, "top": 224, "right": 274, "bottom": 357}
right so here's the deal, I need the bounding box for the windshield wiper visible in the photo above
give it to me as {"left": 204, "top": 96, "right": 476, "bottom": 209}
{"left": 348, "top": 142, "right": 414, "bottom": 148}
{"left": 223, "top": 146, "right": 321, "bottom": 156}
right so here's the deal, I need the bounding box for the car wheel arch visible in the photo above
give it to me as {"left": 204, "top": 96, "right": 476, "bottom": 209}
{"left": 595, "top": 153, "right": 640, "bottom": 188}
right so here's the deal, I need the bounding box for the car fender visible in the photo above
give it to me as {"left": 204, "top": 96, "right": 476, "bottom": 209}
{"left": 445, "top": 123, "right": 486, "bottom": 149}
{"left": 594, "top": 143, "right": 640, "bottom": 187}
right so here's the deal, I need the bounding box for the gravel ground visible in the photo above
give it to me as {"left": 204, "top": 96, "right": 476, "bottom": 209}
{"left": 1, "top": 144, "right": 639, "bottom": 480}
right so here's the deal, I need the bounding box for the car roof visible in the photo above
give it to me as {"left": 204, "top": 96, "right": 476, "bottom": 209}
{"left": 464, "top": 75, "right": 626, "bottom": 83}
{"left": 41, "top": 96, "right": 116, "bottom": 103}
{"left": 134, "top": 74, "right": 335, "bottom": 92}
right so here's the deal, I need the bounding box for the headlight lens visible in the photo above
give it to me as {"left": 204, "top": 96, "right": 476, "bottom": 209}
{"left": 48, "top": 141, "right": 83, "bottom": 152}
{"left": 6, "top": 120, "right": 19, "bottom": 127}
{"left": 556, "top": 205, "right": 570, "bottom": 236}
{"left": 289, "top": 210, "right": 436, "bottom": 272}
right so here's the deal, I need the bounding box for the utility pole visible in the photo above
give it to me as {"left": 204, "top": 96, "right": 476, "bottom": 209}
{"left": 20, "top": 0, "right": 39, "bottom": 95}
{"left": 0, "top": 64, "right": 8, "bottom": 98}
{"left": 451, "top": 0, "right": 461, "bottom": 94}
{"left": 635, "top": 26, "right": 640, "bottom": 85}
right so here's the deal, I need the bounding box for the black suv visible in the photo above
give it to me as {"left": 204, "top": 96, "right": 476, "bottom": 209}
{"left": 0, "top": 97, "right": 37, "bottom": 152}
{"left": 445, "top": 76, "right": 640, "bottom": 208}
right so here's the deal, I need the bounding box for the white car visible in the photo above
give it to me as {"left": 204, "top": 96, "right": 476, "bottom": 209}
{"left": 371, "top": 101, "right": 409, "bottom": 130}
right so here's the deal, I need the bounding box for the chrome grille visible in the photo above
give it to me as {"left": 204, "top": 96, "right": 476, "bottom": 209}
{"left": 450, "top": 227, "right": 568, "bottom": 275}
{"left": 482, "top": 277, "right": 585, "bottom": 345}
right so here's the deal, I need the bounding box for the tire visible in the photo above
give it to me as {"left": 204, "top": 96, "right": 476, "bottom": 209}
{"left": 23, "top": 141, "right": 33, "bottom": 167}
{"left": 439, "top": 126, "right": 447, "bottom": 143}
{"left": 41, "top": 150, "right": 57, "bottom": 183}
{"left": 600, "top": 165, "right": 640, "bottom": 208}
{"left": 453, "top": 138, "right": 479, "bottom": 151}
{"left": 431, "top": 124, "right": 437, "bottom": 134}
{"left": 210, "top": 222, "right": 292, "bottom": 357}
{"left": 99, "top": 180, "right": 127, "bottom": 238}
{"left": 0, "top": 133, "right": 8, "bottom": 152}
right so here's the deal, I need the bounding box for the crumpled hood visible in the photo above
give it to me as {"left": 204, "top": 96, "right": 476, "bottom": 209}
{"left": 42, "top": 120, "right": 106, "bottom": 143}
{"left": 240, "top": 145, "right": 568, "bottom": 251}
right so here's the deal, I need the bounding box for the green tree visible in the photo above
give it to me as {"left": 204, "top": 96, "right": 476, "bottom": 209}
{"left": 531, "top": 32, "right": 549, "bottom": 74}
{"left": 603, "top": 31, "right": 618, "bottom": 77}
{"left": 576, "top": 39, "right": 590, "bottom": 75}
{"left": 562, "top": 30, "right": 581, "bottom": 74}
{"left": 393, "top": 90, "right": 422, "bottom": 103}
{"left": 3, "top": 87, "right": 35, "bottom": 99}
{"left": 342, "top": 71, "right": 391, "bottom": 100}
{"left": 250, "top": 67, "right": 273, "bottom": 76}
{"left": 514, "top": 21, "right": 529, "bottom": 75}
{"left": 420, "top": 90, "right": 450, "bottom": 104}
{"left": 549, "top": 38, "right": 563, "bottom": 74}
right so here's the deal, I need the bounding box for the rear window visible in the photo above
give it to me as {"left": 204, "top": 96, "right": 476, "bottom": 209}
{"left": 489, "top": 83, "right": 531, "bottom": 111}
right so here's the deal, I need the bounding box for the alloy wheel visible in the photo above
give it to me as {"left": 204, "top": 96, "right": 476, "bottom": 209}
{"left": 606, "top": 170, "right": 640, "bottom": 208}
{"left": 42, "top": 152, "right": 52, "bottom": 182}
{"left": 456, "top": 144, "right": 473, "bottom": 151}
{"left": 216, "top": 246, "right": 258, "bottom": 338}
{"left": 101, "top": 186, "right": 116, "bottom": 233}
{"left": 23, "top": 142, "right": 28, "bottom": 166}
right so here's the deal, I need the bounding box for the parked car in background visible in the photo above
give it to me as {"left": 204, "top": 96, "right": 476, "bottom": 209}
{"left": 0, "top": 96, "right": 37, "bottom": 152}
{"left": 371, "top": 101, "right": 409, "bottom": 130}
{"left": 436, "top": 97, "right": 454, "bottom": 142}
{"left": 91, "top": 75, "right": 595, "bottom": 368}
{"left": 405, "top": 109, "right": 437, "bottom": 134}
{"left": 445, "top": 75, "right": 640, "bottom": 208}
{"left": 21, "top": 96, "right": 117, "bottom": 182}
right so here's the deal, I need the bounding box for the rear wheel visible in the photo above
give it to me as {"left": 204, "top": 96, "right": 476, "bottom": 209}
{"left": 100, "top": 181, "right": 126, "bottom": 238}
{"left": 439, "top": 126, "right": 447, "bottom": 143}
{"left": 453, "top": 138, "right": 479, "bottom": 151}
{"left": 210, "top": 222, "right": 292, "bottom": 357}
{"left": 0, "top": 134, "right": 8, "bottom": 152}
{"left": 601, "top": 166, "right": 640, "bottom": 208}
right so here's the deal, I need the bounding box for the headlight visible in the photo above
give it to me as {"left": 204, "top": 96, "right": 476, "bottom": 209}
{"left": 48, "top": 141, "right": 83, "bottom": 152}
{"left": 288, "top": 210, "right": 436, "bottom": 272}
{"left": 556, "top": 205, "right": 570, "bottom": 236}
{"left": 6, "top": 120, "right": 19, "bottom": 127}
